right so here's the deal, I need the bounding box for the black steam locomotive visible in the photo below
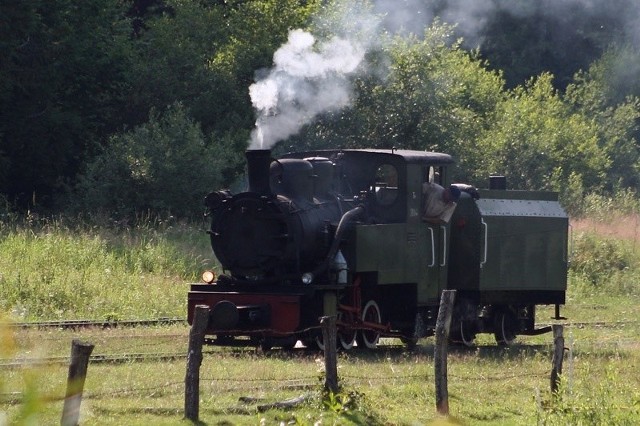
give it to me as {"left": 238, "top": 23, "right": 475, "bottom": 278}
{"left": 188, "top": 148, "right": 568, "bottom": 349}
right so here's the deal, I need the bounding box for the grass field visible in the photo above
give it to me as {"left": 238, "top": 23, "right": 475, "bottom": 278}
{"left": 1, "top": 216, "right": 640, "bottom": 424}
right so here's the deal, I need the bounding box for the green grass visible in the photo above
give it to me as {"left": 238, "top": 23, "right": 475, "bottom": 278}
{"left": 2, "top": 311, "right": 639, "bottom": 425}
{"left": 0, "top": 217, "right": 213, "bottom": 321}
{"left": 1, "top": 215, "right": 640, "bottom": 424}
{"left": 2, "top": 283, "right": 639, "bottom": 425}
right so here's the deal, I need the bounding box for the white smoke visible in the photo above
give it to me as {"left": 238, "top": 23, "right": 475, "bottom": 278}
{"left": 371, "top": 0, "right": 434, "bottom": 36}
{"left": 249, "top": 29, "right": 366, "bottom": 149}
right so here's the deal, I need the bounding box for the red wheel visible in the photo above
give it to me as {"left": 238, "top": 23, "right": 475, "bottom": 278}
{"left": 357, "top": 300, "right": 381, "bottom": 349}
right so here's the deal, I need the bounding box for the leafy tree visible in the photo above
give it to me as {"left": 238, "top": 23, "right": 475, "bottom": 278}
{"left": 565, "top": 46, "right": 640, "bottom": 191}
{"left": 0, "top": 0, "right": 133, "bottom": 209}
{"left": 75, "top": 103, "right": 231, "bottom": 217}
{"left": 126, "top": 0, "right": 319, "bottom": 135}
{"left": 480, "top": 74, "right": 607, "bottom": 192}
{"left": 121, "top": 0, "right": 320, "bottom": 197}
{"left": 477, "top": 0, "right": 637, "bottom": 90}
{"left": 286, "top": 22, "right": 505, "bottom": 182}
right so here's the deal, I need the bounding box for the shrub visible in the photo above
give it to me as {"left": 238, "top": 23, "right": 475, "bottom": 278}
{"left": 569, "top": 232, "right": 634, "bottom": 287}
{"left": 74, "top": 103, "right": 233, "bottom": 218}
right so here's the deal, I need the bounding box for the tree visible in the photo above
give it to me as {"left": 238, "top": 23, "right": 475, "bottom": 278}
{"left": 565, "top": 46, "right": 640, "bottom": 191}
{"left": 0, "top": 0, "right": 132, "bottom": 209}
{"left": 480, "top": 74, "right": 607, "bottom": 192}
{"left": 285, "top": 22, "right": 505, "bottom": 183}
{"left": 75, "top": 103, "right": 233, "bottom": 217}
{"left": 477, "top": 0, "right": 636, "bottom": 90}
{"left": 125, "top": 0, "right": 319, "bottom": 135}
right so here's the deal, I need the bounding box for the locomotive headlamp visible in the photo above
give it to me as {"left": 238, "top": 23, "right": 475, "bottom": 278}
{"left": 202, "top": 270, "right": 216, "bottom": 284}
{"left": 301, "top": 273, "right": 314, "bottom": 285}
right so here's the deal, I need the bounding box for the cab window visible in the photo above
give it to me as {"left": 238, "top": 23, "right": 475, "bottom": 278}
{"left": 374, "top": 164, "right": 398, "bottom": 205}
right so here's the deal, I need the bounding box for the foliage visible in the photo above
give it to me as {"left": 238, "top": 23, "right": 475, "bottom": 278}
{"left": 1, "top": 209, "right": 640, "bottom": 424}
{"left": 287, "top": 22, "right": 505, "bottom": 182}
{"left": 539, "top": 367, "right": 640, "bottom": 425}
{"left": 1, "top": 0, "right": 640, "bottom": 217}
{"left": 477, "top": 0, "right": 640, "bottom": 90}
{"left": 75, "top": 103, "right": 229, "bottom": 218}
{"left": 0, "top": 0, "right": 133, "bottom": 209}
{"left": 581, "top": 189, "right": 640, "bottom": 220}
{"left": 569, "top": 233, "right": 633, "bottom": 286}
{"left": 7, "top": 315, "right": 640, "bottom": 424}
{"left": 479, "top": 73, "right": 607, "bottom": 192}
{"left": 565, "top": 46, "right": 640, "bottom": 191}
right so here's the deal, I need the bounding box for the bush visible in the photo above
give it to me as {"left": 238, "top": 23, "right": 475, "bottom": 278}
{"left": 74, "top": 103, "right": 235, "bottom": 218}
{"left": 569, "top": 232, "right": 635, "bottom": 289}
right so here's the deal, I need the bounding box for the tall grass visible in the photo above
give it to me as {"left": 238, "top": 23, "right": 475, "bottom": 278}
{"left": 0, "top": 215, "right": 214, "bottom": 321}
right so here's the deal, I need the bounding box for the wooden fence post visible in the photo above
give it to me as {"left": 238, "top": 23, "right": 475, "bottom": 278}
{"left": 61, "top": 339, "right": 95, "bottom": 426}
{"left": 320, "top": 316, "right": 338, "bottom": 393}
{"left": 434, "top": 289, "right": 456, "bottom": 416}
{"left": 550, "top": 324, "right": 565, "bottom": 394}
{"left": 184, "top": 305, "right": 210, "bottom": 422}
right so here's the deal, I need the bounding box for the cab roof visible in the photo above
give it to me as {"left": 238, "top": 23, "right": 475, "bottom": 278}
{"left": 281, "top": 148, "right": 455, "bottom": 165}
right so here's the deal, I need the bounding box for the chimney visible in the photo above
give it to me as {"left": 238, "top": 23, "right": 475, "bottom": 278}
{"left": 246, "top": 149, "right": 272, "bottom": 196}
{"left": 489, "top": 175, "right": 507, "bottom": 190}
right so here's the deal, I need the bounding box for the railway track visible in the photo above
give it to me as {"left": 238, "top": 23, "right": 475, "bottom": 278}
{"left": 2, "top": 319, "right": 638, "bottom": 369}
{"left": 6, "top": 317, "right": 638, "bottom": 333}
{"left": 8, "top": 317, "right": 187, "bottom": 330}
{"left": 539, "top": 320, "right": 640, "bottom": 329}
{"left": 0, "top": 352, "right": 194, "bottom": 368}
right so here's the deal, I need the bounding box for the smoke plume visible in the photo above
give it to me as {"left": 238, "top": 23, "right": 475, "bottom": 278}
{"left": 249, "top": 29, "right": 366, "bottom": 149}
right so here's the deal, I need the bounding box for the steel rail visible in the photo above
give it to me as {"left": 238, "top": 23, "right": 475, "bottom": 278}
{"left": 7, "top": 318, "right": 187, "bottom": 329}
{"left": 0, "top": 350, "right": 217, "bottom": 368}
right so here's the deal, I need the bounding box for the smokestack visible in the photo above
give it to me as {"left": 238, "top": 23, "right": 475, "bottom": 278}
{"left": 246, "top": 149, "right": 273, "bottom": 196}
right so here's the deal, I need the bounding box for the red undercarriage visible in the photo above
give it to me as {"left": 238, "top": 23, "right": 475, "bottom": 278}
{"left": 187, "top": 277, "right": 394, "bottom": 338}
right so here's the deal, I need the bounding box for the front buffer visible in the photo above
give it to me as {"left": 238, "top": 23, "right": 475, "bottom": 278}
{"left": 188, "top": 284, "right": 303, "bottom": 338}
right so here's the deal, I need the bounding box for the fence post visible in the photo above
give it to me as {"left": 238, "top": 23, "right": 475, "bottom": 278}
{"left": 550, "top": 324, "right": 565, "bottom": 394}
{"left": 61, "top": 339, "right": 95, "bottom": 426}
{"left": 320, "top": 316, "right": 338, "bottom": 393}
{"left": 185, "top": 305, "right": 210, "bottom": 422}
{"left": 434, "top": 289, "right": 456, "bottom": 416}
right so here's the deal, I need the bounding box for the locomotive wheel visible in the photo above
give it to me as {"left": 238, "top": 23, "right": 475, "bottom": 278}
{"left": 304, "top": 334, "right": 326, "bottom": 351}
{"left": 494, "top": 311, "right": 517, "bottom": 346}
{"left": 315, "top": 334, "right": 327, "bottom": 351}
{"left": 312, "top": 332, "right": 356, "bottom": 351}
{"left": 338, "top": 332, "right": 355, "bottom": 350}
{"left": 337, "top": 311, "right": 356, "bottom": 350}
{"left": 451, "top": 320, "right": 477, "bottom": 347}
{"left": 357, "top": 300, "right": 381, "bottom": 349}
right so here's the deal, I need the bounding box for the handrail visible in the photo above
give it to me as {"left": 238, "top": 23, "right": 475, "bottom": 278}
{"left": 428, "top": 227, "right": 435, "bottom": 267}
{"left": 481, "top": 219, "right": 488, "bottom": 268}
{"left": 566, "top": 223, "right": 572, "bottom": 263}
{"left": 440, "top": 225, "right": 447, "bottom": 266}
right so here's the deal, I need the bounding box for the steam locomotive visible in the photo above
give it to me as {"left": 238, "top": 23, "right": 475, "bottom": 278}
{"left": 187, "top": 148, "right": 568, "bottom": 349}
